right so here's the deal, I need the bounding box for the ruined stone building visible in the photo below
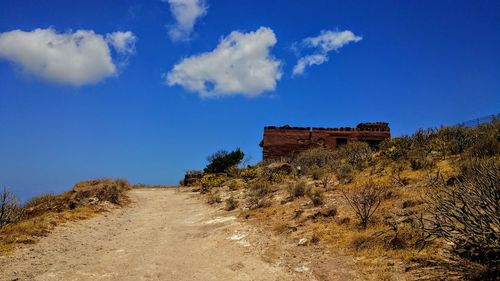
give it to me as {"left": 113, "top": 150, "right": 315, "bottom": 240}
{"left": 259, "top": 122, "right": 390, "bottom": 160}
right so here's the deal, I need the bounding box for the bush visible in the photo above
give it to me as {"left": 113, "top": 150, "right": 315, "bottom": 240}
{"left": 336, "top": 163, "right": 354, "bottom": 184}
{"left": 240, "top": 168, "right": 258, "bottom": 181}
{"left": 410, "top": 128, "right": 435, "bottom": 151}
{"left": 200, "top": 174, "right": 226, "bottom": 193}
{"left": 22, "top": 193, "right": 66, "bottom": 219}
{"left": 308, "top": 187, "right": 324, "bottom": 206}
{"left": 341, "top": 181, "right": 384, "bottom": 228}
{"left": 390, "top": 163, "right": 409, "bottom": 187}
{"left": 248, "top": 180, "right": 271, "bottom": 198}
{"left": 288, "top": 180, "right": 307, "bottom": 198}
{"left": 225, "top": 196, "right": 239, "bottom": 211}
{"left": 310, "top": 165, "right": 325, "bottom": 180}
{"left": 246, "top": 180, "right": 272, "bottom": 209}
{"left": 469, "top": 136, "right": 500, "bottom": 158}
{"left": 0, "top": 187, "right": 22, "bottom": 228}
{"left": 381, "top": 137, "right": 412, "bottom": 160}
{"left": 430, "top": 126, "right": 477, "bottom": 158}
{"left": 408, "top": 152, "right": 435, "bottom": 171}
{"left": 261, "top": 168, "right": 287, "bottom": 184}
{"left": 293, "top": 148, "right": 339, "bottom": 173}
{"left": 226, "top": 179, "right": 244, "bottom": 191}
{"left": 97, "top": 185, "right": 120, "bottom": 204}
{"left": 338, "top": 142, "right": 372, "bottom": 170}
{"left": 426, "top": 158, "right": 500, "bottom": 264}
{"left": 426, "top": 158, "right": 500, "bottom": 263}
{"left": 204, "top": 148, "right": 244, "bottom": 174}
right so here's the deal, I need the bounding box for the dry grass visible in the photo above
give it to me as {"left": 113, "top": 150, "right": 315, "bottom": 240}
{"left": 191, "top": 121, "right": 500, "bottom": 279}
{"left": 196, "top": 154, "right": 495, "bottom": 279}
{"left": 0, "top": 178, "right": 130, "bottom": 255}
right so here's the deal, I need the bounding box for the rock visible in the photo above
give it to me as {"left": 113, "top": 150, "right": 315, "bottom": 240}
{"left": 297, "top": 238, "right": 308, "bottom": 246}
{"left": 87, "top": 197, "right": 99, "bottom": 205}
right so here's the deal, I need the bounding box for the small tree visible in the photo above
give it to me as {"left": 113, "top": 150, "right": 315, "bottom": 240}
{"left": 204, "top": 148, "right": 244, "bottom": 174}
{"left": 342, "top": 182, "right": 383, "bottom": 228}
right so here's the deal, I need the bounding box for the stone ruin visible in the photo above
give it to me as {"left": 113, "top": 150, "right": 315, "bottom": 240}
{"left": 259, "top": 122, "right": 391, "bottom": 160}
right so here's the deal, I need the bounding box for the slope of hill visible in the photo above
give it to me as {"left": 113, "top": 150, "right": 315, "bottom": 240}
{"left": 187, "top": 120, "right": 500, "bottom": 280}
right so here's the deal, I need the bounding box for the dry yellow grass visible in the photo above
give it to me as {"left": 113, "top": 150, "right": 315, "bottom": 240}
{"left": 203, "top": 156, "right": 473, "bottom": 279}
{"left": 0, "top": 205, "right": 99, "bottom": 254}
{"left": 0, "top": 178, "right": 131, "bottom": 255}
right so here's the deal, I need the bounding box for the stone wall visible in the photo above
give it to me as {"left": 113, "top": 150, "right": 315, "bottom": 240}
{"left": 260, "top": 122, "right": 390, "bottom": 160}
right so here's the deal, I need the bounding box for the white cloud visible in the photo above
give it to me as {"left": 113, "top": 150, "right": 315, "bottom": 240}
{"left": 106, "top": 31, "right": 137, "bottom": 55}
{"left": 293, "top": 30, "right": 362, "bottom": 76}
{"left": 166, "top": 27, "right": 282, "bottom": 98}
{"left": 0, "top": 28, "right": 136, "bottom": 86}
{"left": 164, "top": 0, "right": 207, "bottom": 42}
{"left": 293, "top": 54, "right": 328, "bottom": 76}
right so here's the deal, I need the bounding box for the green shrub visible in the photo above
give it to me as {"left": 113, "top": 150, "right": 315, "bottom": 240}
{"left": 200, "top": 174, "right": 226, "bottom": 193}
{"left": 381, "top": 137, "right": 412, "bottom": 160}
{"left": 293, "top": 148, "right": 339, "bottom": 173}
{"left": 204, "top": 148, "right": 244, "bottom": 174}
{"left": 240, "top": 167, "right": 258, "bottom": 181}
{"left": 431, "top": 126, "right": 477, "bottom": 157}
{"left": 262, "top": 169, "right": 287, "bottom": 184}
{"left": 338, "top": 142, "right": 372, "bottom": 170}
{"left": 336, "top": 163, "right": 354, "bottom": 184}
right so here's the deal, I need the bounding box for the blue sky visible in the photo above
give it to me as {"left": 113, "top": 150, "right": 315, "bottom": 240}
{"left": 0, "top": 0, "right": 499, "bottom": 200}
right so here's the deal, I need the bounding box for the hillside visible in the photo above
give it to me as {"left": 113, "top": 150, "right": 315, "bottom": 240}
{"left": 185, "top": 120, "right": 500, "bottom": 280}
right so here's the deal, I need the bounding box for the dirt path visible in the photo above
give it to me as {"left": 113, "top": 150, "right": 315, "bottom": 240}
{"left": 0, "top": 189, "right": 307, "bottom": 281}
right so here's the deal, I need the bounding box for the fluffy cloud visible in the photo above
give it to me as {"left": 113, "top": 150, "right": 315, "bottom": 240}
{"left": 293, "top": 30, "right": 362, "bottom": 76}
{"left": 0, "top": 28, "right": 136, "bottom": 86}
{"left": 166, "top": 27, "right": 282, "bottom": 97}
{"left": 164, "top": 0, "right": 207, "bottom": 42}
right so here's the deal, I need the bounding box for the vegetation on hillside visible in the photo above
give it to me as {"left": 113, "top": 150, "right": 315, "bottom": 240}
{"left": 203, "top": 148, "right": 245, "bottom": 174}
{"left": 0, "top": 179, "right": 132, "bottom": 253}
{"left": 188, "top": 120, "right": 500, "bottom": 280}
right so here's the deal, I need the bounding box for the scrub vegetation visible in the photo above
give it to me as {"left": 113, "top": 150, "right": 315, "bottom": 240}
{"left": 187, "top": 119, "right": 500, "bottom": 280}
{"left": 0, "top": 179, "right": 132, "bottom": 253}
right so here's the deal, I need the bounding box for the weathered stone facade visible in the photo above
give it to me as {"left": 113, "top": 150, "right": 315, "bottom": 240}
{"left": 260, "top": 122, "right": 390, "bottom": 160}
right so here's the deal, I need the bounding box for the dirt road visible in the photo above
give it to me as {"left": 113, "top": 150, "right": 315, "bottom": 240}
{"left": 0, "top": 189, "right": 306, "bottom": 281}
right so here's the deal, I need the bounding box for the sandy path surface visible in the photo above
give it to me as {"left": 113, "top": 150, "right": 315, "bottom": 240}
{"left": 0, "top": 189, "right": 305, "bottom": 281}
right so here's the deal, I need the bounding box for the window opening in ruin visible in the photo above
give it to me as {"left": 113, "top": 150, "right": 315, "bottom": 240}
{"left": 336, "top": 138, "right": 347, "bottom": 148}
{"left": 365, "top": 140, "right": 381, "bottom": 150}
